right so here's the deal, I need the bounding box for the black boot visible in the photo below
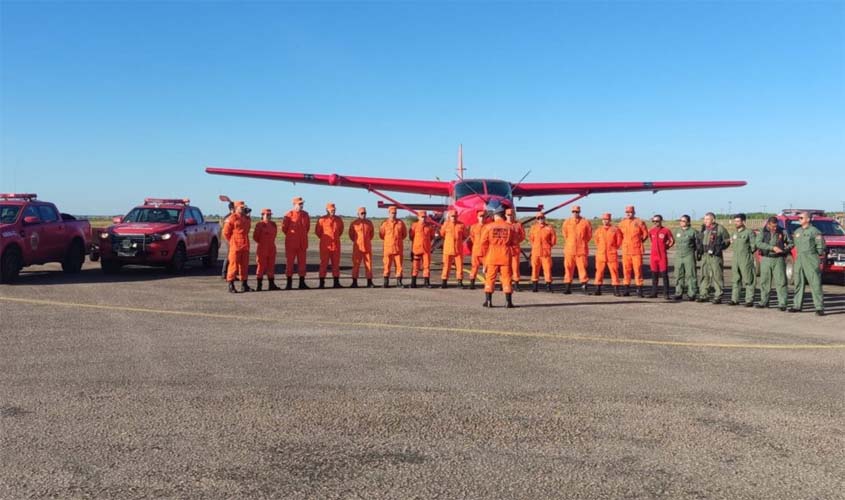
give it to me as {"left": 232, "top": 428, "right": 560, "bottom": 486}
{"left": 366, "top": 279, "right": 374, "bottom": 288}
{"left": 582, "top": 283, "right": 589, "bottom": 295}
{"left": 383, "top": 277, "right": 390, "bottom": 288}
{"left": 333, "top": 277, "right": 342, "bottom": 288}
{"left": 228, "top": 281, "right": 237, "bottom": 293}
{"left": 623, "top": 285, "right": 631, "bottom": 297}
{"left": 318, "top": 277, "right": 325, "bottom": 289}
{"left": 563, "top": 283, "right": 572, "bottom": 295}
{"left": 593, "top": 285, "right": 602, "bottom": 296}
{"left": 397, "top": 277, "right": 404, "bottom": 288}
{"left": 410, "top": 276, "right": 417, "bottom": 288}
{"left": 514, "top": 281, "right": 521, "bottom": 292}
{"left": 241, "top": 281, "right": 252, "bottom": 293}
{"left": 268, "top": 278, "right": 281, "bottom": 291}
{"left": 505, "top": 293, "right": 515, "bottom": 308}
{"left": 299, "top": 277, "right": 309, "bottom": 289}
{"left": 256, "top": 278, "right": 263, "bottom": 292}
{"left": 637, "top": 286, "right": 644, "bottom": 298}
{"left": 532, "top": 282, "right": 539, "bottom": 293}
{"left": 614, "top": 286, "right": 621, "bottom": 296}
{"left": 648, "top": 274, "right": 659, "bottom": 298}
{"left": 351, "top": 278, "right": 359, "bottom": 288}
{"left": 285, "top": 276, "right": 293, "bottom": 290}
{"left": 663, "top": 274, "right": 671, "bottom": 301}
{"left": 441, "top": 279, "right": 448, "bottom": 289}
{"left": 425, "top": 277, "right": 432, "bottom": 288}
{"left": 458, "top": 280, "right": 464, "bottom": 289}
{"left": 470, "top": 279, "right": 476, "bottom": 290}
{"left": 546, "top": 282, "right": 553, "bottom": 293}
{"left": 483, "top": 293, "right": 492, "bottom": 308}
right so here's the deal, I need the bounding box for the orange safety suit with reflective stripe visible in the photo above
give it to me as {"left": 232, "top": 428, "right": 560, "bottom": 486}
{"left": 252, "top": 220, "right": 277, "bottom": 279}
{"left": 593, "top": 225, "right": 623, "bottom": 285}
{"left": 282, "top": 210, "right": 310, "bottom": 277}
{"left": 348, "top": 218, "right": 374, "bottom": 280}
{"left": 223, "top": 213, "right": 251, "bottom": 282}
{"left": 440, "top": 220, "right": 467, "bottom": 280}
{"left": 469, "top": 222, "right": 487, "bottom": 280}
{"left": 509, "top": 223, "right": 526, "bottom": 282}
{"left": 529, "top": 223, "right": 556, "bottom": 283}
{"left": 380, "top": 219, "right": 407, "bottom": 277}
{"left": 315, "top": 214, "right": 344, "bottom": 278}
{"left": 619, "top": 218, "right": 648, "bottom": 286}
{"left": 481, "top": 220, "right": 517, "bottom": 294}
{"left": 409, "top": 220, "right": 435, "bottom": 278}
{"left": 562, "top": 217, "right": 592, "bottom": 284}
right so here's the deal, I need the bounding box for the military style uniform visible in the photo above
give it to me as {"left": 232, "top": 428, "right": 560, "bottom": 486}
{"left": 730, "top": 227, "right": 756, "bottom": 305}
{"left": 791, "top": 225, "right": 826, "bottom": 313}
{"left": 755, "top": 227, "right": 792, "bottom": 309}
{"left": 673, "top": 227, "right": 699, "bottom": 299}
{"left": 698, "top": 223, "right": 731, "bottom": 302}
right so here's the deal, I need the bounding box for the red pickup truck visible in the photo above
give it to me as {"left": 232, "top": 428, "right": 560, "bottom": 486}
{"left": 98, "top": 198, "right": 220, "bottom": 274}
{"left": 0, "top": 193, "right": 94, "bottom": 283}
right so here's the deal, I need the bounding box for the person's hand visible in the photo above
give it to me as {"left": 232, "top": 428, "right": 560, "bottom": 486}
{"left": 773, "top": 247, "right": 783, "bottom": 254}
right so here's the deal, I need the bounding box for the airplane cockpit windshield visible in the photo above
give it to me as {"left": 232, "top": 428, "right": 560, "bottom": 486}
{"left": 454, "top": 180, "right": 485, "bottom": 199}
{"left": 485, "top": 181, "right": 512, "bottom": 198}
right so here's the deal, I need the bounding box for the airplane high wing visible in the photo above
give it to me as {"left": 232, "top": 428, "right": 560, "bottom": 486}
{"left": 511, "top": 180, "right": 747, "bottom": 197}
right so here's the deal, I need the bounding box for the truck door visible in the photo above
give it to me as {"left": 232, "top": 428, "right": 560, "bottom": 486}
{"left": 20, "top": 205, "right": 46, "bottom": 264}
{"left": 37, "top": 204, "right": 66, "bottom": 260}
{"left": 190, "top": 208, "right": 210, "bottom": 255}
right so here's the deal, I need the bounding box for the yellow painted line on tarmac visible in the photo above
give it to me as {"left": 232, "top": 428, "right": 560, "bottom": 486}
{"left": 1, "top": 296, "right": 843, "bottom": 351}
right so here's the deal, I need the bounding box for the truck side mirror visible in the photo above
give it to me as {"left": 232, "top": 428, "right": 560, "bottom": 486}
{"left": 23, "top": 215, "right": 42, "bottom": 225}
{"left": 185, "top": 217, "right": 197, "bottom": 226}
{"left": 112, "top": 216, "right": 123, "bottom": 224}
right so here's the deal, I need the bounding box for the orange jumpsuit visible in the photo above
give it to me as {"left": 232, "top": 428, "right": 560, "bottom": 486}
{"left": 252, "top": 220, "right": 278, "bottom": 279}
{"left": 440, "top": 220, "right": 467, "bottom": 280}
{"left": 469, "top": 222, "right": 487, "bottom": 280}
{"left": 619, "top": 218, "right": 649, "bottom": 286}
{"left": 316, "top": 214, "right": 344, "bottom": 278}
{"left": 481, "top": 220, "right": 517, "bottom": 294}
{"left": 380, "top": 219, "right": 407, "bottom": 278}
{"left": 223, "top": 213, "right": 251, "bottom": 282}
{"left": 509, "top": 223, "right": 526, "bottom": 282}
{"left": 348, "top": 218, "right": 374, "bottom": 279}
{"left": 409, "top": 220, "right": 435, "bottom": 278}
{"left": 562, "top": 217, "right": 592, "bottom": 284}
{"left": 529, "top": 223, "right": 557, "bottom": 283}
{"left": 282, "top": 210, "right": 310, "bottom": 277}
{"left": 593, "top": 225, "right": 623, "bottom": 285}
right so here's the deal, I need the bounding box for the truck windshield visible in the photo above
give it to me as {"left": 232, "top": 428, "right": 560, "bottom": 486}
{"left": 123, "top": 208, "right": 181, "bottom": 224}
{"left": 0, "top": 205, "right": 22, "bottom": 224}
{"left": 788, "top": 220, "right": 845, "bottom": 236}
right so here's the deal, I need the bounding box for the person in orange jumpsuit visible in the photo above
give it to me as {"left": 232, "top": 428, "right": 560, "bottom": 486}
{"left": 348, "top": 206, "right": 374, "bottom": 288}
{"left": 481, "top": 206, "right": 517, "bottom": 308}
{"left": 561, "top": 205, "right": 593, "bottom": 295}
{"left": 223, "top": 201, "right": 252, "bottom": 293}
{"left": 592, "top": 212, "right": 623, "bottom": 296}
{"left": 505, "top": 208, "right": 526, "bottom": 291}
{"left": 528, "top": 212, "right": 556, "bottom": 293}
{"left": 315, "top": 202, "right": 345, "bottom": 289}
{"left": 439, "top": 210, "right": 467, "bottom": 288}
{"left": 647, "top": 214, "right": 675, "bottom": 300}
{"left": 252, "top": 208, "right": 280, "bottom": 291}
{"left": 409, "top": 210, "right": 435, "bottom": 288}
{"left": 380, "top": 206, "right": 407, "bottom": 288}
{"left": 468, "top": 209, "right": 488, "bottom": 290}
{"left": 220, "top": 201, "right": 235, "bottom": 280}
{"left": 282, "top": 196, "right": 310, "bottom": 289}
{"left": 618, "top": 204, "right": 649, "bottom": 297}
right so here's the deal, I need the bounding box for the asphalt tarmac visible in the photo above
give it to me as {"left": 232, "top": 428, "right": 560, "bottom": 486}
{"left": 1, "top": 250, "right": 843, "bottom": 499}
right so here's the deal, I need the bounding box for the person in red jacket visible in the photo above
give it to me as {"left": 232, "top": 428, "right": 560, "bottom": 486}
{"left": 481, "top": 206, "right": 518, "bottom": 308}
{"left": 348, "top": 206, "right": 374, "bottom": 288}
{"left": 253, "top": 208, "right": 280, "bottom": 291}
{"left": 648, "top": 214, "right": 675, "bottom": 300}
{"left": 505, "top": 208, "right": 526, "bottom": 291}
{"left": 409, "top": 210, "right": 435, "bottom": 288}
{"left": 315, "top": 202, "right": 345, "bottom": 288}
{"left": 282, "top": 196, "right": 310, "bottom": 289}
{"left": 439, "top": 210, "right": 467, "bottom": 288}
{"left": 380, "top": 206, "right": 407, "bottom": 288}
{"left": 528, "top": 212, "right": 556, "bottom": 292}
{"left": 222, "top": 201, "right": 251, "bottom": 293}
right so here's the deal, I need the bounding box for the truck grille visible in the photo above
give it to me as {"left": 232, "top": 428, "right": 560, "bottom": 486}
{"left": 111, "top": 235, "right": 153, "bottom": 256}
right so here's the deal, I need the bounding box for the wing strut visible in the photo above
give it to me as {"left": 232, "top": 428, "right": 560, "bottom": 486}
{"left": 368, "top": 187, "right": 441, "bottom": 226}
{"left": 519, "top": 192, "right": 589, "bottom": 225}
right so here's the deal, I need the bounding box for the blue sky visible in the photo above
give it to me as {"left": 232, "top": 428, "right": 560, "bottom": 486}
{"left": 2, "top": 1, "right": 843, "bottom": 219}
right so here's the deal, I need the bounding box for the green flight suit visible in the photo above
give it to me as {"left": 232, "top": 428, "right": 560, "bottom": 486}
{"left": 730, "top": 226, "right": 756, "bottom": 304}
{"left": 792, "top": 225, "right": 826, "bottom": 312}
{"left": 755, "top": 227, "right": 792, "bottom": 308}
{"left": 698, "top": 223, "right": 731, "bottom": 300}
{"left": 673, "top": 227, "right": 699, "bottom": 297}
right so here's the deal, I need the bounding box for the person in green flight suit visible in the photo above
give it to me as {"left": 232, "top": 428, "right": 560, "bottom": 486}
{"left": 697, "top": 212, "right": 731, "bottom": 304}
{"left": 729, "top": 213, "right": 756, "bottom": 307}
{"left": 672, "top": 214, "right": 699, "bottom": 301}
{"left": 755, "top": 216, "right": 792, "bottom": 311}
{"left": 788, "top": 211, "right": 826, "bottom": 316}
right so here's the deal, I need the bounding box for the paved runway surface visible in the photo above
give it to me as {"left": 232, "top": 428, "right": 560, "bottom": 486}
{"left": 2, "top": 252, "right": 843, "bottom": 499}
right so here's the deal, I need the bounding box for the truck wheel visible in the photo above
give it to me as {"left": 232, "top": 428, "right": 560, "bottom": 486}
{"left": 1, "top": 247, "right": 22, "bottom": 283}
{"left": 785, "top": 256, "right": 794, "bottom": 285}
{"left": 61, "top": 240, "right": 85, "bottom": 274}
{"left": 167, "top": 243, "right": 187, "bottom": 274}
{"left": 202, "top": 240, "right": 219, "bottom": 269}
{"left": 101, "top": 259, "right": 122, "bottom": 274}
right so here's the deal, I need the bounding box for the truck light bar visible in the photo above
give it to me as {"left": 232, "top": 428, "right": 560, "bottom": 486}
{"left": 143, "top": 198, "right": 190, "bottom": 206}
{"left": 0, "top": 193, "right": 38, "bottom": 201}
{"left": 780, "top": 209, "right": 826, "bottom": 217}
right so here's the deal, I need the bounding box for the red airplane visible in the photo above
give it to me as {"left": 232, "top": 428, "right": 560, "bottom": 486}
{"left": 206, "top": 146, "right": 746, "bottom": 229}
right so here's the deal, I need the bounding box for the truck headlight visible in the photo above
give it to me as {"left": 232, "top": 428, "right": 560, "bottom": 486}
{"left": 100, "top": 232, "right": 110, "bottom": 239}
{"left": 160, "top": 233, "right": 172, "bottom": 240}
